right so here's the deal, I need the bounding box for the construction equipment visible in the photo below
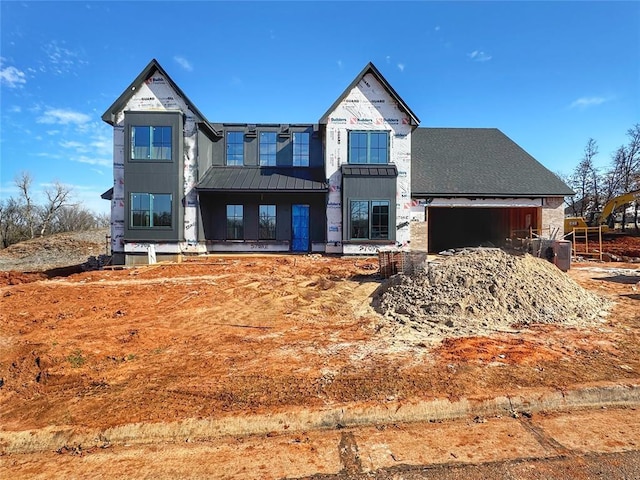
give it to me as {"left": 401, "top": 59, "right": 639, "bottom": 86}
{"left": 564, "top": 189, "right": 640, "bottom": 235}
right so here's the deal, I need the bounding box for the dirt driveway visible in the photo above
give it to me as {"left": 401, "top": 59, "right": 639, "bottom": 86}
{"left": 1, "top": 254, "right": 639, "bottom": 477}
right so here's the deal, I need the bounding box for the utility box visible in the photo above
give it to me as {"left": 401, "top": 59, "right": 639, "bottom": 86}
{"left": 554, "top": 240, "right": 572, "bottom": 272}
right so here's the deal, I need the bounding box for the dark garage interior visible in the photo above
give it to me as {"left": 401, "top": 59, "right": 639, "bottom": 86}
{"left": 427, "top": 206, "right": 539, "bottom": 253}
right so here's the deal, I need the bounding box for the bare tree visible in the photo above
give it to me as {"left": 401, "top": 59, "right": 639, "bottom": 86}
{"left": 607, "top": 125, "right": 640, "bottom": 230}
{"left": 0, "top": 198, "right": 25, "bottom": 248}
{"left": 39, "top": 181, "right": 72, "bottom": 237}
{"left": 567, "top": 138, "right": 600, "bottom": 222}
{"left": 15, "top": 171, "right": 38, "bottom": 239}
{"left": 52, "top": 205, "right": 99, "bottom": 233}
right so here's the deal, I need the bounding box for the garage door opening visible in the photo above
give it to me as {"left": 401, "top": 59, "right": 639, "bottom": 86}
{"left": 427, "top": 207, "right": 538, "bottom": 253}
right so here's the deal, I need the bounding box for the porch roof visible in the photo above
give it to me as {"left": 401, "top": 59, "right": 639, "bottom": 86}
{"left": 197, "top": 167, "right": 328, "bottom": 193}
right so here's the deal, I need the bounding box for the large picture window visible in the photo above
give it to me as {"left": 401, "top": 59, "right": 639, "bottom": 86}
{"left": 259, "top": 132, "right": 277, "bottom": 166}
{"left": 130, "top": 193, "right": 172, "bottom": 228}
{"left": 131, "top": 126, "right": 172, "bottom": 160}
{"left": 349, "top": 131, "right": 388, "bottom": 164}
{"left": 226, "top": 205, "right": 244, "bottom": 239}
{"left": 259, "top": 205, "right": 276, "bottom": 239}
{"left": 292, "top": 132, "right": 310, "bottom": 167}
{"left": 226, "top": 132, "right": 244, "bottom": 166}
{"left": 350, "top": 200, "right": 390, "bottom": 240}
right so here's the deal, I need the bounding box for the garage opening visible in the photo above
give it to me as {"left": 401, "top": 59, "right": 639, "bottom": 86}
{"left": 427, "top": 207, "right": 538, "bottom": 253}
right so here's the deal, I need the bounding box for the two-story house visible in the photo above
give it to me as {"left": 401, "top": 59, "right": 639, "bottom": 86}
{"left": 101, "top": 59, "right": 572, "bottom": 264}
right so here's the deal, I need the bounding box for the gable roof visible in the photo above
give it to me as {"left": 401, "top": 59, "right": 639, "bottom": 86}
{"left": 197, "top": 167, "right": 327, "bottom": 193}
{"left": 411, "top": 128, "right": 574, "bottom": 197}
{"left": 101, "top": 59, "right": 220, "bottom": 136}
{"left": 319, "top": 62, "right": 420, "bottom": 126}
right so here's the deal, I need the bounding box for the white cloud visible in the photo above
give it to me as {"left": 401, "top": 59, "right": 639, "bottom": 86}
{"left": 9, "top": 105, "right": 22, "bottom": 113}
{"left": 386, "top": 56, "right": 391, "bottom": 64}
{"left": 569, "top": 96, "right": 608, "bottom": 109}
{"left": 0, "top": 58, "right": 27, "bottom": 88}
{"left": 337, "top": 59, "right": 343, "bottom": 69}
{"left": 468, "top": 50, "right": 492, "bottom": 62}
{"left": 59, "top": 140, "right": 84, "bottom": 148}
{"left": 435, "top": 25, "right": 441, "bottom": 31}
{"left": 397, "top": 63, "right": 405, "bottom": 72}
{"left": 174, "top": 55, "right": 193, "bottom": 72}
{"left": 37, "top": 108, "right": 90, "bottom": 125}
{"left": 42, "top": 41, "right": 87, "bottom": 75}
{"left": 74, "top": 156, "right": 112, "bottom": 167}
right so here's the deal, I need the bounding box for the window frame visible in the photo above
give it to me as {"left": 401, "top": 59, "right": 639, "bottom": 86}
{"left": 130, "top": 193, "right": 173, "bottom": 229}
{"left": 259, "top": 132, "right": 277, "bottom": 166}
{"left": 258, "top": 204, "right": 277, "bottom": 240}
{"left": 130, "top": 125, "right": 173, "bottom": 161}
{"left": 226, "top": 204, "right": 244, "bottom": 240}
{"left": 226, "top": 131, "right": 244, "bottom": 166}
{"left": 349, "top": 199, "right": 390, "bottom": 240}
{"left": 348, "top": 131, "right": 389, "bottom": 164}
{"left": 292, "top": 131, "right": 310, "bottom": 167}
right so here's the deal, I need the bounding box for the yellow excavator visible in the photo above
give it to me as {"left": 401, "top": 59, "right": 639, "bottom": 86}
{"left": 564, "top": 189, "right": 640, "bottom": 234}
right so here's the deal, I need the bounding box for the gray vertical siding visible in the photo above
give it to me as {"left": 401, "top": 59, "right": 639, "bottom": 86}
{"left": 342, "top": 175, "right": 397, "bottom": 242}
{"left": 123, "top": 111, "right": 183, "bottom": 242}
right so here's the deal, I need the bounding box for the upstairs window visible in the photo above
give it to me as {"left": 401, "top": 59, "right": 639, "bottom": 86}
{"left": 260, "top": 132, "right": 277, "bottom": 166}
{"left": 131, "top": 126, "right": 172, "bottom": 160}
{"left": 259, "top": 205, "right": 276, "bottom": 239}
{"left": 226, "top": 205, "right": 244, "bottom": 239}
{"left": 130, "top": 193, "right": 172, "bottom": 228}
{"left": 226, "top": 132, "right": 244, "bottom": 166}
{"left": 293, "top": 132, "right": 310, "bottom": 167}
{"left": 349, "top": 131, "right": 388, "bottom": 164}
{"left": 350, "top": 200, "right": 390, "bottom": 240}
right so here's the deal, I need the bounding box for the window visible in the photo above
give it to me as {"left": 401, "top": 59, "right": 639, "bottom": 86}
{"left": 259, "top": 132, "right": 277, "bottom": 166}
{"left": 350, "top": 200, "right": 390, "bottom": 240}
{"left": 226, "top": 205, "right": 244, "bottom": 239}
{"left": 131, "top": 126, "right": 172, "bottom": 160}
{"left": 293, "top": 132, "right": 310, "bottom": 167}
{"left": 348, "top": 131, "right": 388, "bottom": 164}
{"left": 226, "top": 131, "right": 244, "bottom": 166}
{"left": 371, "top": 201, "right": 390, "bottom": 239}
{"left": 130, "top": 193, "right": 172, "bottom": 228}
{"left": 259, "top": 205, "right": 276, "bottom": 239}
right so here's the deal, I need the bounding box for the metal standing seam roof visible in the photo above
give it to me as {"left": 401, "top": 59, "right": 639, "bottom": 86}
{"left": 197, "top": 167, "right": 328, "bottom": 192}
{"left": 342, "top": 165, "right": 398, "bottom": 177}
{"left": 411, "top": 128, "right": 575, "bottom": 197}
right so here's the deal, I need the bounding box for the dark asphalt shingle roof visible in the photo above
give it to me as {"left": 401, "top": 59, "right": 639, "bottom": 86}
{"left": 411, "top": 128, "right": 574, "bottom": 197}
{"left": 197, "top": 167, "right": 328, "bottom": 192}
{"left": 342, "top": 165, "right": 398, "bottom": 177}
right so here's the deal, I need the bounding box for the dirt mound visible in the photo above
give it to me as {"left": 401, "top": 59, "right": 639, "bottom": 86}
{"left": 376, "top": 248, "right": 610, "bottom": 340}
{"left": 0, "top": 229, "right": 109, "bottom": 273}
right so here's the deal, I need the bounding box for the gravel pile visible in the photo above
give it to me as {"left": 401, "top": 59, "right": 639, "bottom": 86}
{"left": 376, "top": 248, "right": 610, "bottom": 339}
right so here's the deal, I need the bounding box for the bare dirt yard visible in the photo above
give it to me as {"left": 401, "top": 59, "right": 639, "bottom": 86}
{"left": 1, "top": 231, "right": 639, "bottom": 478}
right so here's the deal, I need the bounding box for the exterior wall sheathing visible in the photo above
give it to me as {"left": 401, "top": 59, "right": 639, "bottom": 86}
{"left": 110, "top": 73, "right": 203, "bottom": 256}
{"left": 324, "top": 73, "right": 412, "bottom": 254}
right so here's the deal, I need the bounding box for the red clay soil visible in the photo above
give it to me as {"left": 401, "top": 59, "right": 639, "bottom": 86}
{"left": 1, "top": 255, "right": 638, "bottom": 436}
{"left": 601, "top": 234, "right": 640, "bottom": 258}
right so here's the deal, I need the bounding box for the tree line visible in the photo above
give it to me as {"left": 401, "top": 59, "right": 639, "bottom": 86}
{"left": 0, "top": 172, "right": 109, "bottom": 248}
{"left": 564, "top": 124, "right": 640, "bottom": 230}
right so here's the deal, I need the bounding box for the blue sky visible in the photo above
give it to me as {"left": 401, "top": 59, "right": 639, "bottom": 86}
{"left": 1, "top": 1, "right": 638, "bottom": 215}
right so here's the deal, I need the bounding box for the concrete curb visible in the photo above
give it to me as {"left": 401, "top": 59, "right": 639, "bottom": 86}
{"left": 2, "top": 381, "right": 638, "bottom": 455}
